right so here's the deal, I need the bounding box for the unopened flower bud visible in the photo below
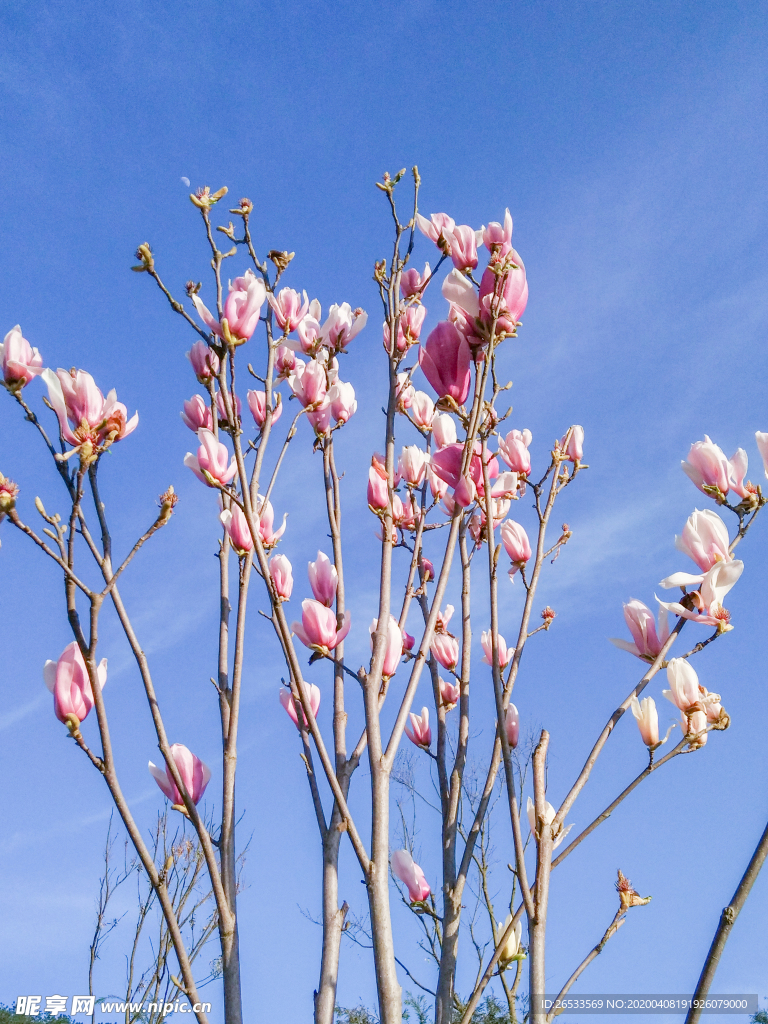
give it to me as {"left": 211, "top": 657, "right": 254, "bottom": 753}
{"left": 131, "top": 243, "right": 154, "bottom": 272}
{"left": 158, "top": 486, "right": 179, "bottom": 524}
{"left": 268, "top": 250, "right": 295, "bottom": 274}
{"left": 616, "top": 869, "right": 652, "bottom": 909}
{"left": 190, "top": 185, "right": 228, "bottom": 210}
{"left": 0, "top": 473, "right": 19, "bottom": 514}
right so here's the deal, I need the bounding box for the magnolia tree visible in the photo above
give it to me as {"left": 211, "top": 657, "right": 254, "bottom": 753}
{"left": 2, "top": 168, "right": 767, "bottom": 1024}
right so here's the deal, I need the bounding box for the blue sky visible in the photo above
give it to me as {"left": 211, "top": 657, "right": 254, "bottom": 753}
{"left": 1, "top": 1, "right": 768, "bottom": 1020}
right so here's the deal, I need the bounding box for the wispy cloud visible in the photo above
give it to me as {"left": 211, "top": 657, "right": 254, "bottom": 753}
{"left": 1, "top": 693, "right": 47, "bottom": 733}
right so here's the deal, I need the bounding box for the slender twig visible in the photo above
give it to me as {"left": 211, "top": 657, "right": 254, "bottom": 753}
{"left": 685, "top": 811, "right": 768, "bottom": 1024}
{"left": 544, "top": 909, "right": 626, "bottom": 1022}
{"left": 552, "top": 619, "right": 686, "bottom": 832}
{"left": 8, "top": 512, "right": 92, "bottom": 594}
{"left": 552, "top": 738, "right": 687, "bottom": 868}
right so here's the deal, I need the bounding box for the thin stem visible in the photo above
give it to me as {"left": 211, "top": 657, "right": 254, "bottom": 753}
{"left": 544, "top": 909, "right": 626, "bottom": 1022}
{"left": 685, "top": 812, "right": 768, "bottom": 1024}
{"left": 552, "top": 618, "right": 686, "bottom": 832}
{"left": 8, "top": 512, "right": 92, "bottom": 594}
{"left": 552, "top": 740, "right": 686, "bottom": 868}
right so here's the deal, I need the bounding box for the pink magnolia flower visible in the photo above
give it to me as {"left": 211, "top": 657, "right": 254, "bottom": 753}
{"left": 505, "top": 703, "right": 520, "bottom": 749}
{"left": 374, "top": 451, "right": 400, "bottom": 486}
{"left": 470, "top": 492, "right": 512, "bottom": 542}
{"left": 320, "top": 302, "right": 367, "bottom": 351}
{"left": 681, "top": 708, "right": 709, "bottom": 747}
{"left": 391, "top": 849, "right": 431, "bottom": 903}
{"left": 268, "top": 288, "right": 309, "bottom": 333}
{"left": 483, "top": 209, "right": 514, "bottom": 255}
{"left": 662, "top": 658, "right": 701, "bottom": 711}
{"left": 500, "top": 520, "right": 531, "bottom": 575}
{"left": 445, "top": 225, "right": 480, "bottom": 271}
{"left": 329, "top": 380, "right": 357, "bottom": 423}
{"left": 308, "top": 551, "right": 338, "bottom": 607}
{"left": 184, "top": 428, "right": 238, "bottom": 486}
{"left": 43, "top": 368, "right": 139, "bottom": 454}
{"left": 410, "top": 391, "right": 435, "bottom": 428}
{"left": 269, "top": 553, "right": 293, "bottom": 600}
{"left": 292, "top": 599, "right": 351, "bottom": 655}
{"left": 498, "top": 429, "right": 532, "bottom": 475}
{"left": 432, "top": 412, "right": 457, "bottom": 448}
{"left": 491, "top": 472, "right": 519, "bottom": 501}
{"left": 497, "top": 915, "right": 524, "bottom": 967}
{"left": 254, "top": 494, "right": 287, "bottom": 549}
{"left": 435, "top": 605, "right": 454, "bottom": 633}
{"left": 279, "top": 683, "right": 320, "bottom": 729}
{"left": 430, "top": 442, "right": 499, "bottom": 507}
{"left": 43, "top": 642, "right": 107, "bottom": 727}
{"left": 187, "top": 340, "right": 220, "bottom": 383}
{"left": 288, "top": 359, "right": 327, "bottom": 408}
{"left": 403, "top": 304, "right": 427, "bottom": 343}
{"left": 427, "top": 465, "right": 449, "bottom": 501}
{"left": 442, "top": 269, "right": 480, "bottom": 320}
{"left": 665, "top": 677, "right": 721, "bottom": 747}
{"left": 191, "top": 292, "right": 224, "bottom": 337}
{"left": 1, "top": 325, "right": 43, "bottom": 389}
{"left": 478, "top": 250, "right": 528, "bottom": 334}
{"left": 400, "top": 263, "right": 431, "bottom": 298}
{"left": 681, "top": 436, "right": 730, "bottom": 496}
{"left": 149, "top": 743, "right": 211, "bottom": 807}
{"left": 702, "top": 687, "right": 725, "bottom": 724}
{"left": 728, "top": 448, "right": 750, "bottom": 499}
{"left": 394, "top": 493, "right": 422, "bottom": 533}
{"left": 223, "top": 269, "right": 266, "bottom": 341}
{"left": 395, "top": 372, "right": 415, "bottom": 412}
{"left": 526, "top": 797, "right": 573, "bottom": 849}
{"left": 610, "top": 599, "right": 670, "bottom": 661}
{"left": 431, "top": 633, "right": 459, "bottom": 672}
{"left": 290, "top": 298, "right": 322, "bottom": 353}
{"left": 181, "top": 394, "right": 213, "bottom": 432}
{"left": 275, "top": 344, "right": 298, "bottom": 378}
{"left": 405, "top": 707, "right": 431, "bottom": 749}
{"left": 402, "top": 630, "right": 416, "bottom": 653}
{"left": 370, "top": 615, "right": 403, "bottom": 679}
{"left": 385, "top": 306, "right": 427, "bottom": 354}
{"left": 756, "top": 432, "right": 768, "bottom": 478}
{"left": 247, "top": 389, "right": 282, "bottom": 429}
{"left": 450, "top": 308, "right": 484, "bottom": 354}
{"left": 0, "top": 473, "right": 19, "bottom": 532}
{"left": 307, "top": 398, "right": 333, "bottom": 437}
{"left": 669, "top": 509, "right": 732, "bottom": 577}
{"left": 468, "top": 511, "right": 484, "bottom": 544}
{"left": 216, "top": 389, "right": 242, "bottom": 423}
{"left": 398, "top": 445, "right": 430, "bottom": 486}
{"left": 559, "top": 426, "right": 584, "bottom": 463}
{"left": 415, "top": 212, "right": 456, "bottom": 249}
{"left": 419, "top": 322, "right": 472, "bottom": 405}
{"left": 220, "top": 505, "right": 253, "bottom": 555}
{"left": 421, "top": 558, "right": 435, "bottom": 582}
{"left": 440, "top": 678, "right": 460, "bottom": 710}
{"left": 481, "top": 630, "right": 513, "bottom": 669}
{"left": 657, "top": 560, "right": 744, "bottom": 630}
{"left": 368, "top": 465, "right": 390, "bottom": 510}
{"left": 630, "top": 695, "right": 660, "bottom": 748}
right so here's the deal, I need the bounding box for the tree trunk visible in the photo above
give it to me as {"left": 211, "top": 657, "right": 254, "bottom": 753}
{"left": 221, "top": 922, "right": 243, "bottom": 1024}
{"left": 314, "top": 821, "right": 348, "bottom": 1024}
{"left": 435, "top": 895, "right": 460, "bottom": 1024}
{"left": 368, "top": 764, "right": 402, "bottom": 1024}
